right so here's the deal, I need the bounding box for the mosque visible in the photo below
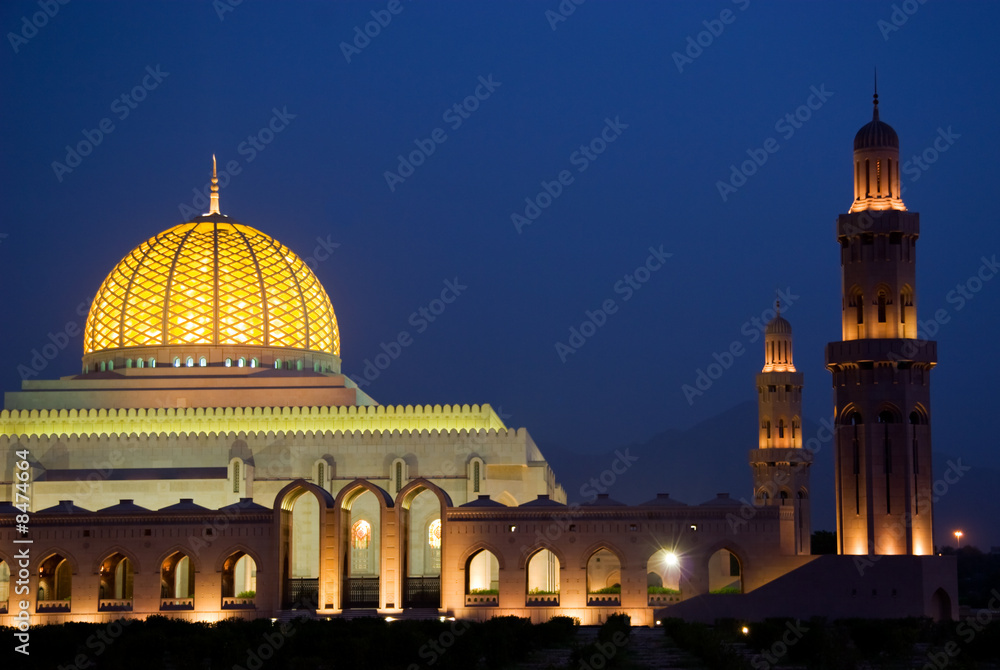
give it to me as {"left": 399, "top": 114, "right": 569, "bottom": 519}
{"left": 0, "top": 95, "right": 956, "bottom": 627}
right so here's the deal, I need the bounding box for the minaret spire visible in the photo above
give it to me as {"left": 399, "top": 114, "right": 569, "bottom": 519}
{"left": 872, "top": 68, "right": 879, "bottom": 121}
{"left": 208, "top": 154, "right": 221, "bottom": 215}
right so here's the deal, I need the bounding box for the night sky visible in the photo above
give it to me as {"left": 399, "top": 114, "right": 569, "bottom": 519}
{"left": 2, "top": 2, "right": 998, "bottom": 545}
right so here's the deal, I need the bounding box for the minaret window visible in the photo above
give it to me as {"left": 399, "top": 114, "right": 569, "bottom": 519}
{"left": 232, "top": 462, "right": 240, "bottom": 493}
{"left": 876, "top": 159, "right": 881, "bottom": 194}
{"left": 764, "top": 421, "right": 771, "bottom": 440}
{"left": 865, "top": 159, "right": 870, "bottom": 196}
{"left": 887, "top": 158, "right": 893, "bottom": 196}
{"left": 856, "top": 293, "right": 864, "bottom": 325}
{"left": 778, "top": 420, "right": 785, "bottom": 439}
{"left": 878, "top": 292, "right": 887, "bottom": 323}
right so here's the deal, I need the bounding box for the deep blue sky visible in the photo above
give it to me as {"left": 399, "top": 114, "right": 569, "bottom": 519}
{"left": 2, "top": 2, "right": 998, "bottom": 539}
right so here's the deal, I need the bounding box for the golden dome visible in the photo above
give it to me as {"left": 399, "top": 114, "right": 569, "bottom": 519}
{"left": 84, "top": 217, "right": 340, "bottom": 357}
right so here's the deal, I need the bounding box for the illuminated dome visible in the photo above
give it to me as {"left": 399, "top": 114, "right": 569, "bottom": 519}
{"left": 853, "top": 90, "right": 898, "bottom": 150}
{"left": 82, "top": 160, "right": 340, "bottom": 372}
{"left": 765, "top": 314, "right": 792, "bottom": 335}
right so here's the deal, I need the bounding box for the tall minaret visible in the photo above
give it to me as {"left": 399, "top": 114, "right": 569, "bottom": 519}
{"left": 749, "top": 302, "right": 811, "bottom": 555}
{"left": 825, "top": 88, "right": 936, "bottom": 556}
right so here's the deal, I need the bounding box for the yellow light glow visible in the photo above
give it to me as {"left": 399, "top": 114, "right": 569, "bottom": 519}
{"left": 83, "top": 220, "right": 339, "bottom": 356}
{"left": 664, "top": 552, "right": 679, "bottom": 568}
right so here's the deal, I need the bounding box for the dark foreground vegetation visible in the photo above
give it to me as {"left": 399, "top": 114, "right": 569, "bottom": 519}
{"left": 663, "top": 615, "right": 1000, "bottom": 669}
{"left": 2, "top": 614, "right": 585, "bottom": 670}
{"left": 4, "top": 608, "right": 1000, "bottom": 669}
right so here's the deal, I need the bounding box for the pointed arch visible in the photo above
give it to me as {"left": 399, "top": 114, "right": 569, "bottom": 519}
{"left": 701, "top": 540, "right": 750, "bottom": 572}
{"left": 396, "top": 478, "right": 454, "bottom": 510}
{"left": 213, "top": 544, "right": 265, "bottom": 574}
{"left": 92, "top": 546, "right": 142, "bottom": 575}
{"left": 457, "top": 541, "right": 507, "bottom": 572}
{"left": 334, "top": 479, "right": 394, "bottom": 511}
{"left": 273, "top": 478, "right": 336, "bottom": 513}
{"left": 518, "top": 543, "right": 567, "bottom": 571}
{"left": 876, "top": 403, "right": 902, "bottom": 423}
{"left": 578, "top": 540, "right": 628, "bottom": 570}
{"left": 38, "top": 548, "right": 79, "bottom": 575}
{"left": 156, "top": 545, "right": 199, "bottom": 572}
{"left": 839, "top": 404, "right": 863, "bottom": 425}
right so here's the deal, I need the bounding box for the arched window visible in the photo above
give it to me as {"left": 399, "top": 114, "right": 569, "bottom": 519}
{"left": 250, "top": 358, "right": 257, "bottom": 368}
{"left": 199, "top": 357, "right": 207, "bottom": 367}
{"left": 225, "top": 358, "right": 232, "bottom": 367}
{"left": 186, "top": 357, "right": 194, "bottom": 367}
{"left": 125, "top": 358, "right": 132, "bottom": 368}
{"left": 473, "top": 462, "right": 481, "bottom": 493}
{"left": 136, "top": 358, "right": 144, "bottom": 369}
{"left": 108, "top": 360, "right": 114, "bottom": 371}
{"left": 149, "top": 357, "right": 156, "bottom": 368}
{"left": 100, "top": 361, "right": 106, "bottom": 372}
{"left": 274, "top": 359, "right": 281, "bottom": 369}
{"left": 237, "top": 357, "right": 245, "bottom": 368}
{"left": 878, "top": 292, "right": 887, "bottom": 323}
{"left": 778, "top": 419, "right": 785, "bottom": 439}
{"left": 173, "top": 357, "right": 181, "bottom": 368}
{"left": 764, "top": 421, "right": 771, "bottom": 440}
{"left": 232, "top": 461, "right": 241, "bottom": 494}
{"left": 865, "top": 158, "right": 870, "bottom": 196}
{"left": 856, "top": 293, "right": 864, "bottom": 325}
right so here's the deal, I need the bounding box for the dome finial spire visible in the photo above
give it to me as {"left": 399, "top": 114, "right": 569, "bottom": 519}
{"left": 208, "top": 154, "right": 221, "bottom": 215}
{"left": 872, "top": 68, "right": 879, "bottom": 121}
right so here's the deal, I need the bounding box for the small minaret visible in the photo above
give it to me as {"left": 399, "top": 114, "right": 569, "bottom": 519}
{"left": 749, "top": 301, "right": 812, "bottom": 555}
{"left": 208, "top": 154, "right": 221, "bottom": 215}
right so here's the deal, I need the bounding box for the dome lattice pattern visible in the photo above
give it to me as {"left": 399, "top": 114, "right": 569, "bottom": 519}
{"left": 84, "top": 220, "right": 339, "bottom": 355}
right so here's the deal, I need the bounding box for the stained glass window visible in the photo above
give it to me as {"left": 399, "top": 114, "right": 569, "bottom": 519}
{"left": 428, "top": 519, "right": 441, "bottom": 549}
{"left": 352, "top": 520, "right": 371, "bottom": 550}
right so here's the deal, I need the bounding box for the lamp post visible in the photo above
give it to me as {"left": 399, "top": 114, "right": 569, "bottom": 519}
{"left": 954, "top": 530, "right": 963, "bottom": 549}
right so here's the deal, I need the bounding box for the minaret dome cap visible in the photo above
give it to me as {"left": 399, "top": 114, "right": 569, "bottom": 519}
{"left": 854, "top": 85, "right": 898, "bottom": 150}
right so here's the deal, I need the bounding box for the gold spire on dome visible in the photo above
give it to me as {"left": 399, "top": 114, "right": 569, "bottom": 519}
{"left": 208, "top": 154, "right": 221, "bottom": 215}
